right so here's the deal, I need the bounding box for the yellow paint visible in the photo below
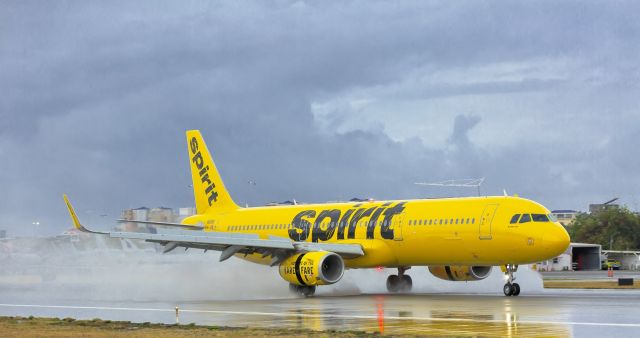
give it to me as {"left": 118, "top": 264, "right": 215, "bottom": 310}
{"left": 185, "top": 130, "right": 570, "bottom": 269}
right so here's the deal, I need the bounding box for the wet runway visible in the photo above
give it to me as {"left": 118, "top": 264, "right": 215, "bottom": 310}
{"left": 2, "top": 290, "right": 640, "bottom": 337}
{"left": 3, "top": 244, "right": 640, "bottom": 337}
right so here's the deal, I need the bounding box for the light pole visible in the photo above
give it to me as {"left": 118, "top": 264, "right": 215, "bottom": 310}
{"left": 246, "top": 179, "right": 257, "bottom": 207}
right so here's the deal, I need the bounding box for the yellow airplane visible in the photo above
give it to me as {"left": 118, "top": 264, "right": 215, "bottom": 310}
{"left": 64, "top": 130, "right": 570, "bottom": 297}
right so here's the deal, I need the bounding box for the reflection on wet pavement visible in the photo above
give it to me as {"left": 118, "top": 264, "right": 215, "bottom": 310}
{"left": 189, "top": 294, "right": 573, "bottom": 336}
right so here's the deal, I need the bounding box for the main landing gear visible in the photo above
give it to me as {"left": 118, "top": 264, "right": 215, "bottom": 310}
{"left": 386, "top": 267, "right": 412, "bottom": 293}
{"left": 289, "top": 283, "right": 316, "bottom": 297}
{"left": 503, "top": 264, "right": 520, "bottom": 296}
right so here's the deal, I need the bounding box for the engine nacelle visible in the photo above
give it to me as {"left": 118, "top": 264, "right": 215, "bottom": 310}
{"left": 428, "top": 265, "right": 492, "bottom": 281}
{"left": 279, "top": 252, "right": 344, "bottom": 286}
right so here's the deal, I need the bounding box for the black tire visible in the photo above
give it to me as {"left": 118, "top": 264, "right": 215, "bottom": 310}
{"left": 512, "top": 283, "right": 520, "bottom": 296}
{"left": 386, "top": 275, "right": 400, "bottom": 293}
{"left": 301, "top": 285, "right": 316, "bottom": 297}
{"left": 503, "top": 283, "right": 513, "bottom": 296}
{"left": 400, "top": 275, "right": 413, "bottom": 292}
{"left": 289, "top": 284, "right": 315, "bottom": 297}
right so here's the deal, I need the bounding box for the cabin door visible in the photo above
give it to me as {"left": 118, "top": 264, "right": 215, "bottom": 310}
{"left": 479, "top": 204, "right": 498, "bottom": 240}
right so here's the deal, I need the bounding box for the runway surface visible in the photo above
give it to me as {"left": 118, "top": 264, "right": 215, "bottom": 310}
{"left": 3, "top": 243, "right": 640, "bottom": 336}
{"left": 2, "top": 290, "right": 640, "bottom": 337}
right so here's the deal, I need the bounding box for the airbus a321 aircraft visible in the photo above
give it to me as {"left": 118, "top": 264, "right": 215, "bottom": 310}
{"left": 64, "top": 130, "right": 570, "bottom": 297}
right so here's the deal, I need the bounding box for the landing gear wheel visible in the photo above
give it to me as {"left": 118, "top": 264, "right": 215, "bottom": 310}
{"left": 512, "top": 283, "right": 520, "bottom": 296}
{"left": 301, "top": 285, "right": 316, "bottom": 297}
{"left": 387, "top": 267, "right": 413, "bottom": 293}
{"left": 400, "top": 275, "right": 413, "bottom": 292}
{"left": 289, "top": 284, "right": 316, "bottom": 297}
{"left": 502, "top": 264, "right": 519, "bottom": 297}
{"left": 386, "top": 275, "right": 400, "bottom": 293}
{"left": 503, "top": 283, "right": 514, "bottom": 296}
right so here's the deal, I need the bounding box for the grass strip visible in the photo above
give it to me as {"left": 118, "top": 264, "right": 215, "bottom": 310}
{"left": 0, "top": 316, "right": 380, "bottom": 337}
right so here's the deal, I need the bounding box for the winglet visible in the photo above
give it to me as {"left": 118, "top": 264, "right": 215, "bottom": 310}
{"left": 63, "top": 194, "right": 107, "bottom": 234}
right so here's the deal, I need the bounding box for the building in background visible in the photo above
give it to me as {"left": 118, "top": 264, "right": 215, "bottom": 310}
{"left": 178, "top": 207, "right": 196, "bottom": 220}
{"left": 589, "top": 197, "right": 620, "bottom": 214}
{"left": 535, "top": 243, "right": 602, "bottom": 271}
{"left": 551, "top": 210, "right": 579, "bottom": 227}
{"left": 148, "top": 207, "right": 175, "bottom": 222}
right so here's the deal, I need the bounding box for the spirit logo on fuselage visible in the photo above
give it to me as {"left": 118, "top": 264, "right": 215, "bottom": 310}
{"left": 288, "top": 202, "right": 406, "bottom": 242}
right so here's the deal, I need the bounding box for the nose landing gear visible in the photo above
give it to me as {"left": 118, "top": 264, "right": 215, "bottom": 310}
{"left": 502, "top": 264, "right": 520, "bottom": 296}
{"left": 386, "top": 267, "right": 412, "bottom": 293}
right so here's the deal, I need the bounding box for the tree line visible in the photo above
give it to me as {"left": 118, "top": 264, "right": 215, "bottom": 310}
{"left": 568, "top": 207, "right": 640, "bottom": 250}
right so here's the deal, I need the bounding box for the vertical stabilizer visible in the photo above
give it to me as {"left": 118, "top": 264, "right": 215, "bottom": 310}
{"left": 186, "top": 130, "right": 239, "bottom": 214}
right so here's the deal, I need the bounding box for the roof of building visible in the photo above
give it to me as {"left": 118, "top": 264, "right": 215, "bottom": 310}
{"left": 571, "top": 242, "right": 602, "bottom": 248}
{"left": 551, "top": 209, "right": 578, "bottom": 213}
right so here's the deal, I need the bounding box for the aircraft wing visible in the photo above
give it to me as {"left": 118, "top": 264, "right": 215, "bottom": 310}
{"left": 116, "top": 219, "right": 204, "bottom": 230}
{"left": 64, "top": 195, "right": 363, "bottom": 264}
{"left": 109, "top": 231, "right": 363, "bottom": 261}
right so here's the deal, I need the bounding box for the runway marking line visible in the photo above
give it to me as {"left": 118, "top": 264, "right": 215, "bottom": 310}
{"left": 1, "top": 303, "right": 640, "bottom": 328}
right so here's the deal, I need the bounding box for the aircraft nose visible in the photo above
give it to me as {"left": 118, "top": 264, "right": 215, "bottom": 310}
{"left": 543, "top": 223, "right": 571, "bottom": 257}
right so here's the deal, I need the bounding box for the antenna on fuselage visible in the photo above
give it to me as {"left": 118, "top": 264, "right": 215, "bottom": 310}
{"left": 415, "top": 177, "right": 485, "bottom": 196}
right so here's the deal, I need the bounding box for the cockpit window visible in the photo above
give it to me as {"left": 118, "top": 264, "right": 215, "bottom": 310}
{"left": 532, "top": 214, "right": 549, "bottom": 222}
{"left": 510, "top": 214, "right": 520, "bottom": 224}
{"left": 548, "top": 214, "right": 558, "bottom": 222}
{"left": 519, "top": 214, "right": 531, "bottom": 223}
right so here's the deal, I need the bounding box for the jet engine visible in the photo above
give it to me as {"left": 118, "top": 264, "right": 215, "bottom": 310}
{"left": 279, "top": 252, "right": 344, "bottom": 286}
{"left": 428, "top": 265, "right": 492, "bottom": 281}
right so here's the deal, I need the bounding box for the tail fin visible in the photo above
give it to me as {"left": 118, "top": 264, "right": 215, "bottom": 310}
{"left": 186, "top": 130, "right": 239, "bottom": 214}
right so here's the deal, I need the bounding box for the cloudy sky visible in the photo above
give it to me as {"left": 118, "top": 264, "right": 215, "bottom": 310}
{"left": 1, "top": 1, "right": 639, "bottom": 235}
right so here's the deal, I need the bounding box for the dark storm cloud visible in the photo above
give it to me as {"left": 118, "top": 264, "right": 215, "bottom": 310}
{"left": 1, "top": 1, "right": 639, "bottom": 234}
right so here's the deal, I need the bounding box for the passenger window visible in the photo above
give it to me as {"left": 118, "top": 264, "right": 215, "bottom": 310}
{"left": 472, "top": 218, "right": 475, "bottom": 224}
{"left": 519, "top": 214, "right": 531, "bottom": 223}
{"left": 444, "top": 219, "right": 448, "bottom": 225}
{"left": 455, "top": 219, "right": 459, "bottom": 224}
{"left": 429, "top": 220, "right": 432, "bottom": 225}
{"left": 510, "top": 214, "right": 521, "bottom": 224}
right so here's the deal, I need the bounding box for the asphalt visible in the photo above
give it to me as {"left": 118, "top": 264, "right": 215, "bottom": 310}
{"left": 3, "top": 289, "right": 640, "bottom": 337}
{"left": 2, "top": 244, "right": 640, "bottom": 337}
